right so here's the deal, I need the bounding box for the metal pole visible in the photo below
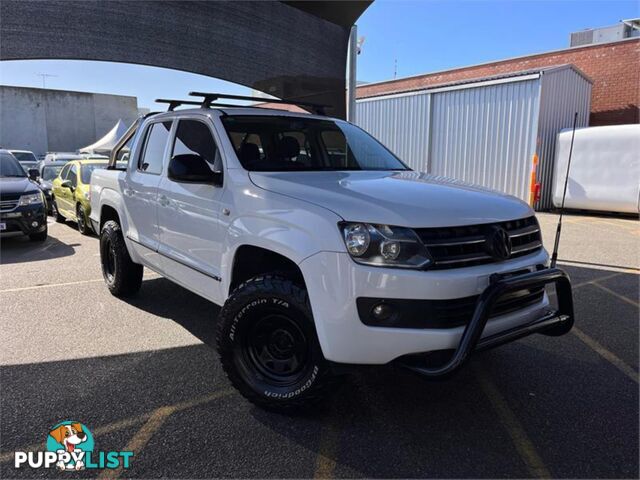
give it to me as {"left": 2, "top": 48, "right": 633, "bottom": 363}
{"left": 346, "top": 24, "right": 357, "bottom": 123}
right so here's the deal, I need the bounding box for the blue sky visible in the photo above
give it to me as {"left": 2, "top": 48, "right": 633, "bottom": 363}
{"left": 1, "top": 0, "right": 637, "bottom": 110}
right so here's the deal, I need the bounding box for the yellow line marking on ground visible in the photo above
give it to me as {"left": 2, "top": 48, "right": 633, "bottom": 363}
{"left": 0, "top": 389, "right": 235, "bottom": 465}
{"left": 0, "top": 278, "right": 105, "bottom": 293}
{"left": 572, "top": 327, "right": 639, "bottom": 384}
{"left": 591, "top": 281, "right": 639, "bottom": 308}
{"left": 475, "top": 367, "right": 551, "bottom": 479}
{"left": 548, "top": 273, "right": 621, "bottom": 296}
{"left": 0, "top": 274, "right": 159, "bottom": 293}
{"left": 557, "top": 260, "right": 639, "bottom": 275}
{"left": 98, "top": 407, "right": 175, "bottom": 479}
{"left": 573, "top": 273, "right": 622, "bottom": 289}
{"left": 313, "top": 414, "right": 341, "bottom": 479}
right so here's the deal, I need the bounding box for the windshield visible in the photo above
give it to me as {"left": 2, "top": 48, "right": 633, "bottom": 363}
{"left": 0, "top": 153, "right": 27, "bottom": 177}
{"left": 42, "top": 165, "right": 63, "bottom": 181}
{"left": 221, "top": 116, "right": 409, "bottom": 172}
{"left": 20, "top": 162, "right": 38, "bottom": 173}
{"left": 80, "top": 163, "right": 109, "bottom": 184}
{"left": 12, "top": 152, "right": 37, "bottom": 163}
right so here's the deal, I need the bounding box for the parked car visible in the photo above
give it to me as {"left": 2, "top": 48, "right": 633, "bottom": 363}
{"left": 43, "top": 152, "right": 83, "bottom": 163}
{"left": 36, "top": 161, "right": 67, "bottom": 214}
{"left": 90, "top": 104, "right": 574, "bottom": 411}
{"left": 18, "top": 161, "right": 39, "bottom": 173}
{"left": 51, "top": 159, "right": 121, "bottom": 234}
{"left": 0, "top": 149, "right": 47, "bottom": 241}
{"left": 9, "top": 149, "right": 38, "bottom": 164}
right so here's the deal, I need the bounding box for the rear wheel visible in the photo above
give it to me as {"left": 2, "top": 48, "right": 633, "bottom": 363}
{"left": 216, "top": 274, "right": 335, "bottom": 411}
{"left": 76, "top": 204, "right": 90, "bottom": 235}
{"left": 100, "top": 220, "right": 143, "bottom": 297}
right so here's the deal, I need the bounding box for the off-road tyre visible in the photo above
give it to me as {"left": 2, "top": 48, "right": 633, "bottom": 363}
{"left": 29, "top": 226, "right": 48, "bottom": 242}
{"left": 76, "top": 203, "right": 90, "bottom": 235}
{"left": 52, "top": 197, "right": 64, "bottom": 223}
{"left": 216, "top": 274, "right": 335, "bottom": 412}
{"left": 100, "top": 220, "right": 143, "bottom": 297}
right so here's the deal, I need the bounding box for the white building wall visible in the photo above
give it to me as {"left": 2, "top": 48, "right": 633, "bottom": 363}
{"left": 0, "top": 86, "right": 138, "bottom": 156}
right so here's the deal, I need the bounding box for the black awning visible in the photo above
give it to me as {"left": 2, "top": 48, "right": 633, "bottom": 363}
{"left": 0, "top": 0, "right": 372, "bottom": 118}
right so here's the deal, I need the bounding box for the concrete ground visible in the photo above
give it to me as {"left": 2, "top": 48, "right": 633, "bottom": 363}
{"left": 0, "top": 212, "right": 638, "bottom": 479}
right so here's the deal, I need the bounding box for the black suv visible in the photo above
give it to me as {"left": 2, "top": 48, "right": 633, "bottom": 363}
{"left": 0, "top": 150, "right": 48, "bottom": 241}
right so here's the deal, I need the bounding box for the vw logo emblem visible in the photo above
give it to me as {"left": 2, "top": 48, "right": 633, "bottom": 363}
{"left": 485, "top": 226, "right": 512, "bottom": 260}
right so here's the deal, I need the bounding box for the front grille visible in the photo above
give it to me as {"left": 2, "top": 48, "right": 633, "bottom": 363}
{"left": 428, "top": 287, "right": 545, "bottom": 328}
{"left": 416, "top": 216, "right": 542, "bottom": 270}
{"left": 0, "top": 199, "right": 19, "bottom": 212}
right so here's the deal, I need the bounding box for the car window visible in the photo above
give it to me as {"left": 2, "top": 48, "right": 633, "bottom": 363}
{"left": 42, "top": 165, "right": 63, "bottom": 181}
{"left": 115, "top": 135, "right": 132, "bottom": 164}
{"left": 12, "top": 152, "right": 37, "bottom": 162}
{"left": 138, "top": 121, "right": 172, "bottom": 174}
{"left": 221, "top": 115, "right": 409, "bottom": 172}
{"left": 80, "top": 163, "right": 109, "bottom": 184}
{"left": 0, "top": 153, "right": 26, "bottom": 177}
{"left": 171, "top": 119, "right": 222, "bottom": 173}
{"left": 59, "top": 164, "right": 71, "bottom": 180}
{"left": 69, "top": 164, "right": 78, "bottom": 187}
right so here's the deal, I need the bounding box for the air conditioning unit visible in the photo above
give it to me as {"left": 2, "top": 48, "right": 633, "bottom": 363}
{"left": 570, "top": 19, "right": 639, "bottom": 47}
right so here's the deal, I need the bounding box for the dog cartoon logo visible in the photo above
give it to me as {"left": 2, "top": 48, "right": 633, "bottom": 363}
{"left": 46, "top": 421, "right": 94, "bottom": 471}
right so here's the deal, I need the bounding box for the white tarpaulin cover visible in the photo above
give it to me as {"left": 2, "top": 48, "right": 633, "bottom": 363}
{"left": 79, "top": 120, "right": 128, "bottom": 154}
{"left": 553, "top": 124, "right": 640, "bottom": 214}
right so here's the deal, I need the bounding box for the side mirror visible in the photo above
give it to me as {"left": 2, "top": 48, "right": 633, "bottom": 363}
{"left": 61, "top": 179, "right": 74, "bottom": 191}
{"left": 168, "top": 154, "right": 222, "bottom": 185}
{"left": 28, "top": 168, "right": 39, "bottom": 180}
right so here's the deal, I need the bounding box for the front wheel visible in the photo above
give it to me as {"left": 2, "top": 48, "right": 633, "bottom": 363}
{"left": 29, "top": 226, "right": 48, "bottom": 242}
{"left": 216, "top": 275, "right": 335, "bottom": 412}
{"left": 100, "top": 220, "right": 143, "bottom": 297}
{"left": 52, "top": 197, "right": 64, "bottom": 223}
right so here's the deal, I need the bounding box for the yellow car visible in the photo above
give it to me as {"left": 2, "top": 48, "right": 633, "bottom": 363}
{"left": 51, "top": 159, "right": 111, "bottom": 235}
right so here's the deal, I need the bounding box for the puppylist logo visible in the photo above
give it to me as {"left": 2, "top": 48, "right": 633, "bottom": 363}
{"left": 14, "top": 421, "right": 133, "bottom": 471}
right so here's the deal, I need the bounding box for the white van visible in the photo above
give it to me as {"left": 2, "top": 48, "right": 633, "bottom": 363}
{"left": 553, "top": 124, "right": 640, "bottom": 214}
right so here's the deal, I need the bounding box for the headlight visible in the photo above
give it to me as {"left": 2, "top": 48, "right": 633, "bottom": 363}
{"left": 340, "top": 222, "right": 432, "bottom": 269}
{"left": 18, "top": 192, "right": 44, "bottom": 206}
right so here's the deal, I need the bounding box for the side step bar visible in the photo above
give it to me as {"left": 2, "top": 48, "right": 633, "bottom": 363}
{"left": 400, "top": 267, "right": 574, "bottom": 378}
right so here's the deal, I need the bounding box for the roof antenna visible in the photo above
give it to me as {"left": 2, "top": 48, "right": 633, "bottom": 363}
{"left": 550, "top": 111, "right": 578, "bottom": 268}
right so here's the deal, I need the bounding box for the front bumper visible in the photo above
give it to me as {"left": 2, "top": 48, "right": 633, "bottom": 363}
{"left": 0, "top": 204, "right": 47, "bottom": 235}
{"left": 300, "top": 248, "right": 572, "bottom": 366}
{"left": 397, "top": 267, "right": 573, "bottom": 378}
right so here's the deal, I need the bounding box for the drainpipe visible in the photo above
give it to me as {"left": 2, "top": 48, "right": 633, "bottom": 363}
{"left": 346, "top": 24, "right": 357, "bottom": 123}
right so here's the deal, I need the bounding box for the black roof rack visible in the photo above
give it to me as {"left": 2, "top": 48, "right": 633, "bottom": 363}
{"left": 188, "top": 91, "right": 328, "bottom": 115}
{"left": 155, "top": 98, "right": 246, "bottom": 111}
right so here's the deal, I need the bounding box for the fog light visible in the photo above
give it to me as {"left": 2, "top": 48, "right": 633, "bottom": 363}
{"left": 380, "top": 240, "right": 400, "bottom": 260}
{"left": 31, "top": 221, "right": 39, "bottom": 227}
{"left": 372, "top": 303, "right": 394, "bottom": 322}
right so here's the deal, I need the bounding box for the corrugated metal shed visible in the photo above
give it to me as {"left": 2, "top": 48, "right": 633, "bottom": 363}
{"left": 356, "top": 65, "right": 592, "bottom": 209}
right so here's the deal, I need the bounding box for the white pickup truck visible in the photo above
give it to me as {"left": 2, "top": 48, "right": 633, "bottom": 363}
{"left": 90, "top": 96, "right": 574, "bottom": 411}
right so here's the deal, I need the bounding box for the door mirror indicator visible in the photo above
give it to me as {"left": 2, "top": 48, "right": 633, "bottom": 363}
{"left": 168, "top": 154, "right": 222, "bottom": 185}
